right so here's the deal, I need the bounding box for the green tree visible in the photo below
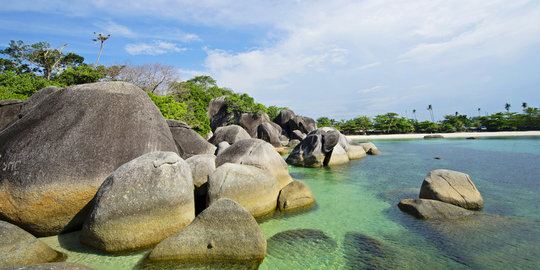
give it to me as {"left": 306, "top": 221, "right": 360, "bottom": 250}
{"left": 0, "top": 71, "right": 61, "bottom": 99}
{"left": 148, "top": 93, "right": 187, "bottom": 120}
{"left": 267, "top": 105, "right": 288, "bottom": 121}
{"left": 1, "top": 40, "right": 83, "bottom": 80}
{"left": 55, "top": 65, "right": 106, "bottom": 86}
{"left": 374, "top": 113, "right": 399, "bottom": 133}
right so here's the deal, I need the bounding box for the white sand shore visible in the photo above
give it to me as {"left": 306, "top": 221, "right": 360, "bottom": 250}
{"left": 347, "top": 131, "right": 540, "bottom": 140}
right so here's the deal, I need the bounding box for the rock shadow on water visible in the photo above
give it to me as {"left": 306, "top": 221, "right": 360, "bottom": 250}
{"left": 138, "top": 260, "right": 260, "bottom": 270}
{"left": 343, "top": 232, "right": 400, "bottom": 270}
{"left": 391, "top": 208, "right": 540, "bottom": 269}
{"left": 266, "top": 229, "right": 337, "bottom": 260}
{"left": 255, "top": 202, "right": 319, "bottom": 223}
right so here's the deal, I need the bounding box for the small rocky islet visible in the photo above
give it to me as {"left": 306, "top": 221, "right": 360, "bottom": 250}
{"left": 0, "top": 81, "right": 499, "bottom": 269}
{"left": 0, "top": 81, "right": 379, "bottom": 268}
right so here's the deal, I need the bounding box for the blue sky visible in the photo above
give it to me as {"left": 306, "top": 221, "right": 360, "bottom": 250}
{"left": 2, "top": 0, "right": 540, "bottom": 121}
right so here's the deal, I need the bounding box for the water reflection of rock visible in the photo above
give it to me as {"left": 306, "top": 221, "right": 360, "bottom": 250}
{"left": 266, "top": 229, "right": 337, "bottom": 260}
{"left": 343, "top": 232, "right": 400, "bottom": 270}
{"left": 406, "top": 214, "right": 540, "bottom": 269}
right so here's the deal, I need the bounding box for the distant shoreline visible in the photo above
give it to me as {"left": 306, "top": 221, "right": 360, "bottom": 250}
{"left": 347, "top": 131, "right": 540, "bottom": 140}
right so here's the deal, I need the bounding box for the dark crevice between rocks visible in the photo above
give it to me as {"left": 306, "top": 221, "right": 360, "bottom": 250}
{"left": 194, "top": 182, "right": 208, "bottom": 216}
{"left": 323, "top": 148, "right": 333, "bottom": 166}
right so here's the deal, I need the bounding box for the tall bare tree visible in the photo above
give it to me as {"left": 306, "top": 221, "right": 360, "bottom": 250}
{"left": 115, "top": 62, "right": 180, "bottom": 94}
{"left": 93, "top": 32, "right": 110, "bottom": 66}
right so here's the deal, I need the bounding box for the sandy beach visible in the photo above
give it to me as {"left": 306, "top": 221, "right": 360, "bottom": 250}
{"left": 347, "top": 131, "right": 540, "bottom": 140}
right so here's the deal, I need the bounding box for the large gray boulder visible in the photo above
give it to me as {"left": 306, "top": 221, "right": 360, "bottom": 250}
{"left": 0, "top": 221, "right": 65, "bottom": 268}
{"left": 0, "top": 82, "right": 178, "bottom": 236}
{"left": 278, "top": 180, "right": 315, "bottom": 211}
{"left": 286, "top": 133, "right": 326, "bottom": 167}
{"left": 257, "top": 122, "right": 282, "bottom": 147}
{"left": 0, "top": 99, "right": 23, "bottom": 131}
{"left": 167, "top": 119, "right": 216, "bottom": 159}
{"left": 148, "top": 198, "right": 266, "bottom": 267}
{"left": 185, "top": 154, "right": 216, "bottom": 189}
{"left": 216, "top": 138, "right": 293, "bottom": 189}
{"left": 80, "top": 152, "right": 194, "bottom": 252}
{"left": 419, "top": 169, "right": 484, "bottom": 210}
{"left": 208, "top": 163, "right": 279, "bottom": 217}
{"left": 208, "top": 125, "right": 251, "bottom": 145}
{"left": 273, "top": 109, "right": 317, "bottom": 138}
{"left": 286, "top": 129, "right": 343, "bottom": 167}
{"left": 398, "top": 198, "right": 476, "bottom": 219}
{"left": 237, "top": 112, "right": 270, "bottom": 138}
{"left": 207, "top": 96, "right": 235, "bottom": 131}
{"left": 214, "top": 141, "right": 230, "bottom": 155}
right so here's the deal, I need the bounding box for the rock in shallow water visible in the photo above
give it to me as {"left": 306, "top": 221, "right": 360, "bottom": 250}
{"left": 398, "top": 198, "right": 476, "bottom": 220}
{"left": 147, "top": 198, "right": 266, "bottom": 267}
{"left": 80, "top": 151, "right": 195, "bottom": 252}
{"left": 0, "top": 220, "right": 65, "bottom": 268}
{"left": 278, "top": 180, "right": 315, "bottom": 211}
{"left": 420, "top": 169, "right": 484, "bottom": 210}
{"left": 0, "top": 82, "right": 178, "bottom": 236}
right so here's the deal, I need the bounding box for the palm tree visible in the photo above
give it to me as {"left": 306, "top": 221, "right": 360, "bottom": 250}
{"left": 427, "top": 104, "right": 434, "bottom": 122}
{"left": 522, "top": 102, "right": 528, "bottom": 110}
{"left": 93, "top": 32, "right": 110, "bottom": 66}
{"left": 477, "top": 108, "right": 481, "bottom": 117}
{"left": 505, "top": 103, "right": 511, "bottom": 112}
{"left": 412, "top": 109, "right": 417, "bottom": 121}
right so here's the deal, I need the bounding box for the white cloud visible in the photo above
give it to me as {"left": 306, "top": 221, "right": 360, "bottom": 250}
{"left": 125, "top": 40, "right": 186, "bottom": 55}
{"left": 358, "top": 86, "right": 386, "bottom": 94}
{"left": 95, "top": 19, "right": 134, "bottom": 37}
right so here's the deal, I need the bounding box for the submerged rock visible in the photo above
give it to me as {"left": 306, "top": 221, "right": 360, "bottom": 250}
{"left": 147, "top": 198, "right": 266, "bottom": 267}
{"left": 343, "top": 232, "right": 400, "bottom": 270}
{"left": 216, "top": 138, "right": 293, "bottom": 189}
{"left": 0, "top": 262, "right": 95, "bottom": 270}
{"left": 424, "top": 134, "right": 444, "bottom": 139}
{"left": 0, "top": 221, "right": 65, "bottom": 268}
{"left": 207, "top": 163, "right": 279, "bottom": 217}
{"left": 278, "top": 180, "right": 315, "bottom": 211}
{"left": 267, "top": 229, "right": 337, "bottom": 259}
{"left": 80, "top": 152, "right": 194, "bottom": 252}
{"left": 0, "top": 82, "right": 178, "bottom": 236}
{"left": 420, "top": 169, "right": 484, "bottom": 210}
{"left": 398, "top": 198, "right": 476, "bottom": 220}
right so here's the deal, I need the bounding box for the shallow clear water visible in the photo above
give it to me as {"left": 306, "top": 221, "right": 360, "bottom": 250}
{"left": 41, "top": 137, "right": 540, "bottom": 269}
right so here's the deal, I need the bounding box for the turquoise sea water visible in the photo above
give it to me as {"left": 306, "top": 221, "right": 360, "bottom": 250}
{"left": 41, "top": 137, "right": 540, "bottom": 269}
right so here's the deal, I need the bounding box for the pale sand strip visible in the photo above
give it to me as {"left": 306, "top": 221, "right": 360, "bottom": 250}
{"left": 347, "top": 131, "right": 540, "bottom": 140}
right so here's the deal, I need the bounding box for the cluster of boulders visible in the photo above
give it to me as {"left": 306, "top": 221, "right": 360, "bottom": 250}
{"left": 398, "top": 169, "right": 484, "bottom": 219}
{"left": 206, "top": 96, "right": 381, "bottom": 167}
{"left": 207, "top": 97, "right": 317, "bottom": 149}
{"left": 0, "top": 82, "right": 315, "bottom": 268}
{"left": 286, "top": 127, "right": 381, "bottom": 167}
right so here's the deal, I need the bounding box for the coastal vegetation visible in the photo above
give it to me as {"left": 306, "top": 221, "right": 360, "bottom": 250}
{"left": 317, "top": 108, "right": 540, "bottom": 135}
